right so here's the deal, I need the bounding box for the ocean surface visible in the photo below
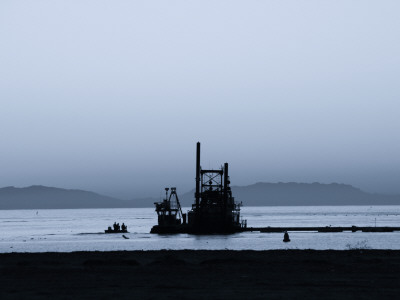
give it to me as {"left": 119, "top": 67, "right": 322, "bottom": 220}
{"left": 1, "top": 206, "right": 399, "bottom": 253}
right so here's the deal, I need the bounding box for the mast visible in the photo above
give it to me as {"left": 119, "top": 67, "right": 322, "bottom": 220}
{"left": 195, "top": 142, "right": 201, "bottom": 211}
{"left": 224, "top": 162, "right": 229, "bottom": 207}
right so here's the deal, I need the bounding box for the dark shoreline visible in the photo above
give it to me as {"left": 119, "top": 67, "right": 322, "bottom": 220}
{"left": 1, "top": 250, "right": 399, "bottom": 299}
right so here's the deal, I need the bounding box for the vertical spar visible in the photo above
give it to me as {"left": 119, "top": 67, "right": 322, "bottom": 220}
{"left": 223, "top": 163, "right": 228, "bottom": 207}
{"left": 195, "top": 142, "right": 201, "bottom": 211}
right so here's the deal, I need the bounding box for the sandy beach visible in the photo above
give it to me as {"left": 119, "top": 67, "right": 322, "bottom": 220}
{"left": 0, "top": 250, "right": 399, "bottom": 299}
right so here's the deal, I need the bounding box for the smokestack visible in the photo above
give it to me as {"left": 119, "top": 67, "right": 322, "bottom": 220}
{"left": 195, "top": 142, "right": 201, "bottom": 211}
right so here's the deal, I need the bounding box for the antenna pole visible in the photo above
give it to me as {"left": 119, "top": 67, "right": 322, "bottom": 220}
{"left": 224, "top": 163, "right": 229, "bottom": 207}
{"left": 195, "top": 142, "right": 201, "bottom": 211}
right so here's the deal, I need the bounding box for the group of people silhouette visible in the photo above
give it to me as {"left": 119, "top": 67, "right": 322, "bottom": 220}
{"left": 113, "top": 222, "right": 127, "bottom": 232}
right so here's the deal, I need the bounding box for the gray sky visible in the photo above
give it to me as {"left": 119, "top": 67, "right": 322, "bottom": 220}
{"left": 1, "top": 1, "right": 399, "bottom": 199}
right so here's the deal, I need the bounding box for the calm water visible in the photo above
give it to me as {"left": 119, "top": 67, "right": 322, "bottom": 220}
{"left": 1, "top": 206, "right": 399, "bottom": 252}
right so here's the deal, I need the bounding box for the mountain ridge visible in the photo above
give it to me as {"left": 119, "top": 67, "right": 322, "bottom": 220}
{"left": 0, "top": 182, "right": 399, "bottom": 209}
{"left": 178, "top": 182, "right": 400, "bottom": 206}
{"left": 0, "top": 185, "right": 127, "bottom": 209}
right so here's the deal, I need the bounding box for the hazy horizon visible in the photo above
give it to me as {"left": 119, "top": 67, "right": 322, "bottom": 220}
{"left": 1, "top": 1, "right": 399, "bottom": 199}
{"left": 1, "top": 180, "right": 399, "bottom": 202}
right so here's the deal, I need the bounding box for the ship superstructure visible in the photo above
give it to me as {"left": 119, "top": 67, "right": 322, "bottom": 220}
{"left": 154, "top": 187, "right": 184, "bottom": 227}
{"left": 151, "top": 142, "right": 246, "bottom": 234}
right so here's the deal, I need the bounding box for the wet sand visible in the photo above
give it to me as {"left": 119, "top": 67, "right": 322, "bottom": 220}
{"left": 1, "top": 250, "right": 399, "bottom": 299}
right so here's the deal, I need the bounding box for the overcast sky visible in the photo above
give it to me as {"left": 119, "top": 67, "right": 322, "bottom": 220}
{"left": 1, "top": 1, "right": 399, "bottom": 199}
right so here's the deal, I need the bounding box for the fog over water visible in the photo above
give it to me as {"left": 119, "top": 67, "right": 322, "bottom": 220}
{"left": 1, "top": 1, "right": 399, "bottom": 199}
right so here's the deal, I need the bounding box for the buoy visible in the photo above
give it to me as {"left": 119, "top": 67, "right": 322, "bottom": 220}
{"left": 283, "top": 231, "right": 290, "bottom": 242}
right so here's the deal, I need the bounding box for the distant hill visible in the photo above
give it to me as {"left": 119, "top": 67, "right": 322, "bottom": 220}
{"left": 0, "top": 186, "right": 129, "bottom": 209}
{"left": 178, "top": 182, "right": 400, "bottom": 207}
{"left": 1, "top": 183, "right": 399, "bottom": 209}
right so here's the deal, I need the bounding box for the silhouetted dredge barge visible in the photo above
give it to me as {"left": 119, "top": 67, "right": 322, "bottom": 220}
{"left": 150, "top": 143, "right": 400, "bottom": 235}
{"left": 151, "top": 142, "right": 247, "bottom": 234}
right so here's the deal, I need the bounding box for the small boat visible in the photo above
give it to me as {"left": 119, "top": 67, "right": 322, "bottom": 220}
{"left": 104, "top": 223, "right": 128, "bottom": 233}
{"left": 104, "top": 228, "right": 128, "bottom": 234}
